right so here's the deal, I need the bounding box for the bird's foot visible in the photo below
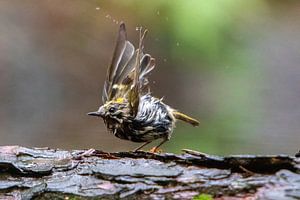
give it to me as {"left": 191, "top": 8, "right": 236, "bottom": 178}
{"left": 149, "top": 147, "right": 162, "bottom": 153}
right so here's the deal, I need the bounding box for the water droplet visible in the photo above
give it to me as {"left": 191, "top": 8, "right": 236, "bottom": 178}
{"left": 163, "top": 58, "right": 167, "bottom": 62}
{"left": 96, "top": 7, "right": 100, "bottom": 10}
{"left": 157, "top": 10, "right": 160, "bottom": 15}
{"left": 176, "top": 42, "right": 180, "bottom": 46}
{"left": 165, "top": 17, "right": 169, "bottom": 21}
{"left": 105, "top": 14, "right": 111, "bottom": 19}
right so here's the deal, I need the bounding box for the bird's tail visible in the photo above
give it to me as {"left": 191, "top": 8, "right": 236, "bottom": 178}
{"left": 172, "top": 111, "right": 199, "bottom": 126}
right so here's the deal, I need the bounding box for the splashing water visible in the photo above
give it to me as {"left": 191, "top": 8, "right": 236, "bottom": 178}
{"left": 136, "top": 27, "right": 142, "bottom": 31}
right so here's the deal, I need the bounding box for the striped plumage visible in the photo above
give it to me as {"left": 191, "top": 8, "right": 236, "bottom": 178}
{"left": 88, "top": 22, "right": 199, "bottom": 151}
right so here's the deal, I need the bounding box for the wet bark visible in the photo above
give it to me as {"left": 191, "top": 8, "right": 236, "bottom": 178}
{"left": 0, "top": 146, "right": 299, "bottom": 200}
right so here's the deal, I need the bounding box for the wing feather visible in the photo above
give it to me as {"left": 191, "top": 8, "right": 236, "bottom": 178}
{"left": 101, "top": 23, "right": 156, "bottom": 117}
{"left": 102, "top": 23, "right": 135, "bottom": 103}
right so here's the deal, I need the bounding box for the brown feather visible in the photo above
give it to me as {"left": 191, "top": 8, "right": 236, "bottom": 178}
{"left": 173, "top": 111, "right": 200, "bottom": 126}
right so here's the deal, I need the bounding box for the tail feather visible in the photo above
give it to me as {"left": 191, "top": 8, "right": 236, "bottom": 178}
{"left": 173, "top": 111, "right": 200, "bottom": 126}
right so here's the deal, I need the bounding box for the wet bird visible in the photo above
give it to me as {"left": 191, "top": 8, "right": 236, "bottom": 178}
{"left": 88, "top": 22, "right": 199, "bottom": 152}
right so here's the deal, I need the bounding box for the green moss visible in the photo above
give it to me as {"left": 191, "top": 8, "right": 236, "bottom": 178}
{"left": 193, "top": 194, "right": 213, "bottom": 200}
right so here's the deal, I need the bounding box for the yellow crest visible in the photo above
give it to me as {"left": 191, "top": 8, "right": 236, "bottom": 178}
{"left": 115, "top": 97, "right": 125, "bottom": 104}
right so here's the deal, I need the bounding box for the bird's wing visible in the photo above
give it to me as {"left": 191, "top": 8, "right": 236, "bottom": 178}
{"left": 102, "top": 22, "right": 135, "bottom": 103}
{"left": 102, "top": 23, "right": 155, "bottom": 116}
{"left": 126, "top": 27, "right": 156, "bottom": 116}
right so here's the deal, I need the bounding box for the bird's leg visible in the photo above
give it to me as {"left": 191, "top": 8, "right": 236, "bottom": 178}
{"left": 133, "top": 141, "right": 152, "bottom": 152}
{"left": 149, "top": 138, "right": 168, "bottom": 153}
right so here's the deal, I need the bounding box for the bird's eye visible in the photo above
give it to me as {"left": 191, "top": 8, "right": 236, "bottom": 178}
{"left": 109, "top": 107, "right": 116, "bottom": 113}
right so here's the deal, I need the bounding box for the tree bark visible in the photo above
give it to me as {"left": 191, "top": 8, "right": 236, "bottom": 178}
{"left": 0, "top": 146, "right": 299, "bottom": 200}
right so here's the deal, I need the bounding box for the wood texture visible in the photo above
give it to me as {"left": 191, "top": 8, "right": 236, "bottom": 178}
{"left": 0, "top": 146, "right": 299, "bottom": 199}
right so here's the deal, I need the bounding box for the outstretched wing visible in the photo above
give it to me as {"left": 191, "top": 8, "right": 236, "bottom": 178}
{"left": 102, "top": 23, "right": 135, "bottom": 103}
{"left": 102, "top": 23, "right": 155, "bottom": 116}
{"left": 127, "top": 28, "right": 156, "bottom": 116}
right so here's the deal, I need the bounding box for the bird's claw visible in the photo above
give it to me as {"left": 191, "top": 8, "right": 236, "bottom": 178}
{"left": 149, "top": 147, "right": 162, "bottom": 153}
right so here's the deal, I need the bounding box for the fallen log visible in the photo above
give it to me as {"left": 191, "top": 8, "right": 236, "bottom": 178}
{"left": 0, "top": 146, "right": 299, "bottom": 199}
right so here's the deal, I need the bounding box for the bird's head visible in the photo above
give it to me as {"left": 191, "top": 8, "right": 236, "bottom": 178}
{"left": 87, "top": 97, "right": 131, "bottom": 123}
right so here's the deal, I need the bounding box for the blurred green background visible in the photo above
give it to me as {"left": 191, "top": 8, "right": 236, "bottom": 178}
{"left": 0, "top": 1, "right": 299, "bottom": 155}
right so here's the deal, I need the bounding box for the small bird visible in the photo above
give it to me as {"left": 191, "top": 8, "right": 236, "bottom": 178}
{"left": 88, "top": 22, "right": 199, "bottom": 152}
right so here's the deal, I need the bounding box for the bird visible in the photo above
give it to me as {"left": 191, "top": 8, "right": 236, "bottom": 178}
{"left": 88, "top": 22, "right": 199, "bottom": 152}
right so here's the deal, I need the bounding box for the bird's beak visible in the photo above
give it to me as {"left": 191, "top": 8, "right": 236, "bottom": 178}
{"left": 87, "top": 106, "right": 105, "bottom": 117}
{"left": 87, "top": 111, "right": 101, "bottom": 117}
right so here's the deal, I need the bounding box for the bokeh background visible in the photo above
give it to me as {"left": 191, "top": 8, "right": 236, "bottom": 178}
{"left": 0, "top": 0, "right": 299, "bottom": 155}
